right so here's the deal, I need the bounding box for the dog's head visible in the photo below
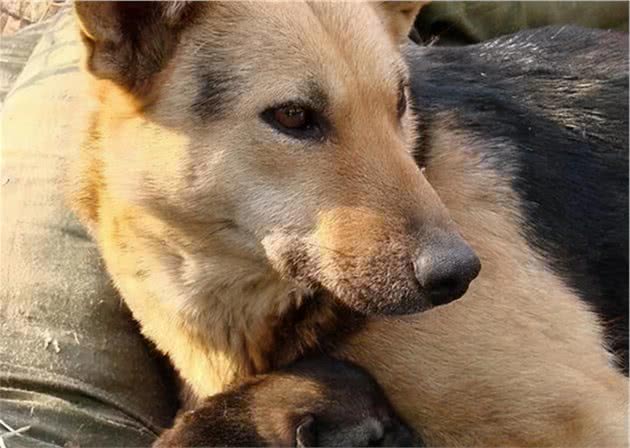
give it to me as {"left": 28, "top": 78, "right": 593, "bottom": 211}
{"left": 75, "top": 1, "right": 480, "bottom": 316}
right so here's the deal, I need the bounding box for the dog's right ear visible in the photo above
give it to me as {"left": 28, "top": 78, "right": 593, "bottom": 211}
{"left": 375, "top": 1, "right": 428, "bottom": 44}
{"left": 74, "top": 1, "right": 201, "bottom": 94}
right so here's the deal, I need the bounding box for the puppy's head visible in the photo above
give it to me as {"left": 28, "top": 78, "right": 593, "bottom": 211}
{"left": 153, "top": 356, "right": 420, "bottom": 447}
{"left": 264, "top": 357, "right": 420, "bottom": 447}
{"left": 75, "top": 1, "right": 479, "bottom": 315}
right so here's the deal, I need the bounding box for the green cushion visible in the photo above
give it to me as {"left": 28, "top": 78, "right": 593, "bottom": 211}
{"left": 0, "top": 9, "right": 177, "bottom": 446}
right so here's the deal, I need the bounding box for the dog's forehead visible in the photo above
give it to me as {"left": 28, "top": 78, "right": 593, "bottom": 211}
{"left": 191, "top": 1, "right": 404, "bottom": 89}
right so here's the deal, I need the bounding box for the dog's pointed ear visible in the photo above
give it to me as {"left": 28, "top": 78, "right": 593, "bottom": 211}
{"left": 375, "top": 1, "right": 428, "bottom": 44}
{"left": 74, "top": 1, "right": 201, "bottom": 93}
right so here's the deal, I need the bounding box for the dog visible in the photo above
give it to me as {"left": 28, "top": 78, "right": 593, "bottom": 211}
{"left": 154, "top": 355, "right": 418, "bottom": 447}
{"left": 69, "top": 1, "right": 628, "bottom": 446}
{"left": 407, "top": 24, "right": 629, "bottom": 373}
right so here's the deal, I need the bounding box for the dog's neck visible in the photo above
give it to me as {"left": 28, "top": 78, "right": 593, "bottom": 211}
{"left": 103, "top": 208, "right": 358, "bottom": 398}
{"left": 162, "top": 273, "right": 357, "bottom": 398}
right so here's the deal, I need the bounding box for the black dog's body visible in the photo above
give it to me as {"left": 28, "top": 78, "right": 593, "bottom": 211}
{"left": 409, "top": 26, "right": 629, "bottom": 371}
{"left": 155, "top": 356, "right": 417, "bottom": 447}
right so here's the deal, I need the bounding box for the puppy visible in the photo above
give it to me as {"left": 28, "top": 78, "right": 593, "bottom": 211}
{"left": 154, "top": 356, "right": 418, "bottom": 447}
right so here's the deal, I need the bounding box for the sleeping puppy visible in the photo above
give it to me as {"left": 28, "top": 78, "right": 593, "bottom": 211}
{"left": 154, "top": 356, "right": 419, "bottom": 447}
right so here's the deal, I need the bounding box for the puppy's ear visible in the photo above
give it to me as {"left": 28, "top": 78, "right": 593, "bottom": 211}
{"left": 375, "top": 1, "right": 428, "bottom": 43}
{"left": 74, "top": 1, "right": 202, "bottom": 93}
{"left": 295, "top": 415, "right": 317, "bottom": 448}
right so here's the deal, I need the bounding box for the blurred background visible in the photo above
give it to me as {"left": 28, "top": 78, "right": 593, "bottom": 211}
{"left": 413, "top": 1, "right": 628, "bottom": 45}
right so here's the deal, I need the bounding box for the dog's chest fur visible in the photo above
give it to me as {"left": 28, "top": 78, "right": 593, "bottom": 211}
{"left": 92, "top": 199, "right": 354, "bottom": 396}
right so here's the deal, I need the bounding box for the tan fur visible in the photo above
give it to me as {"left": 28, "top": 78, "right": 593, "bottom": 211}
{"left": 69, "top": 2, "right": 628, "bottom": 446}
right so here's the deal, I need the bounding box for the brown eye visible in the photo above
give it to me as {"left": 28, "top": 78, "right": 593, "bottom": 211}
{"left": 274, "top": 105, "right": 306, "bottom": 129}
{"left": 262, "top": 102, "right": 325, "bottom": 140}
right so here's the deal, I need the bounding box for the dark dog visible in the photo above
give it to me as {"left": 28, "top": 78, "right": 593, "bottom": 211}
{"left": 407, "top": 25, "right": 629, "bottom": 373}
{"left": 154, "top": 356, "right": 418, "bottom": 447}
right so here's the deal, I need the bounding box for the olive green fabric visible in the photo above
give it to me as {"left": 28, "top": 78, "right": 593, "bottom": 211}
{"left": 415, "top": 1, "right": 629, "bottom": 45}
{"left": 0, "top": 10, "right": 178, "bottom": 447}
{"left": 0, "top": 19, "right": 54, "bottom": 104}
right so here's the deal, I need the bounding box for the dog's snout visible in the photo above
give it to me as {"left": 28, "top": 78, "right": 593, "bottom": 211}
{"left": 413, "top": 236, "right": 481, "bottom": 306}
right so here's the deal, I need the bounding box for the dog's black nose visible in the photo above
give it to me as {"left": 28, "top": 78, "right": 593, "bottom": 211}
{"left": 413, "top": 235, "right": 481, "bottom": 306}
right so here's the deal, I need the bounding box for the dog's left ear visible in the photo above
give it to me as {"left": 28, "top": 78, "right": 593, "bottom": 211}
{"left": 74, "top": 1, "right": 202, "bottom": 94}
{"left": 375, "top": 1, "right": 428, "bottom": 43}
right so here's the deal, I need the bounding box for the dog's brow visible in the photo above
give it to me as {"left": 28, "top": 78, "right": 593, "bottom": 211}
{"left": 302, "top": 80, "right": 329, "bottom": 111}
{"left": 191, "top": 67, "right": 239, "bottom": 120}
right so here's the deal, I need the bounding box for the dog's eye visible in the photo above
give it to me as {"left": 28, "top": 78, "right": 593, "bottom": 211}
{"left": 397, "top": 85, "right": 407, "bottom": 118}
{"left": 262, "top": 103, "right": 324, "bottom": 140}
{"left": 275, "top": 105, "right": 307, "bottom": 129}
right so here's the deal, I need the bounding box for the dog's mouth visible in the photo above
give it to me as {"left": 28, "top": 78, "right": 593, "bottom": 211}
{"left": 307, "top": 280, "right": 433, "bottom": 317}
{"left": 264, "top": 232, "right": 476, "bottom": 317}
{"left": 333, "top": 289, "right": 434, "bottom": 316}
{"left": 309, "top": 267, "right": 473, "bottom": 317}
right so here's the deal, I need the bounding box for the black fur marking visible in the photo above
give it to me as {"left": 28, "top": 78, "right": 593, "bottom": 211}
{"left": 407, "top": 26, "right": 629, "bottom": 372}
{"left": 191, "top": 68, "right": 239, "bottom": 120}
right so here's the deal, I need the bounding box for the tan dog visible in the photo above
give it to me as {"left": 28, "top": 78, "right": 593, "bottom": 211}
{"left": 69, "top": 1, "right": 628, "bottom": 446}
